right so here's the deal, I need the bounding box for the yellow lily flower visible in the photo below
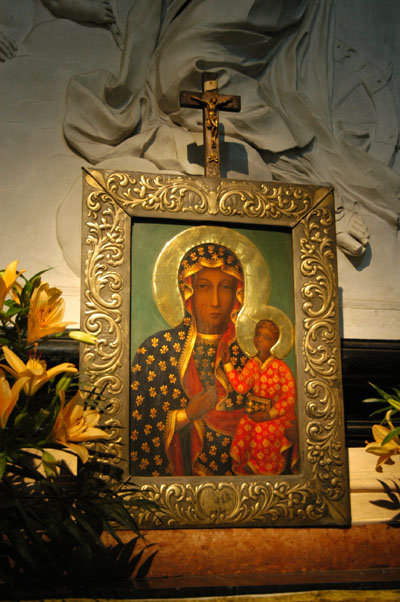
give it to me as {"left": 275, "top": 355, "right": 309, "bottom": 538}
{"left": 50, "top": 390, "right": 105, "bottom": 463}
{"left": 1, "top": 345, "right": 77, "bottom": 397}
{"left": 0, "top": 369, "right": 30, "bottom": 428}
{"left": 365, "top": 412, "right": 400, "bottom": 471}
{"left": 9, "top": 280, "right": 23, "bottom": 305}
{"left": 27, "top": 282, "right": 74, "bottom": 343}
{"left": 0, "top": 260, "right": 24, "bottom": 309}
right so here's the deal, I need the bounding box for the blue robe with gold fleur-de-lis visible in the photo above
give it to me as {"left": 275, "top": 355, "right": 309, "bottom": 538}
{"left": 130, "top": 314, "right": 249, "bottom": 477}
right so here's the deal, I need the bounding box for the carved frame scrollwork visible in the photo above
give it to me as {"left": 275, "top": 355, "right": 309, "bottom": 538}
{"left": 81, "top": 168, "right": 350, "bottom": 528}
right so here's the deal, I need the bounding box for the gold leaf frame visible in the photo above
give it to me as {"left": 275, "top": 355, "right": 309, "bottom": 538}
{"left": 81, "top": 169, "right": 350, "bottom": 528}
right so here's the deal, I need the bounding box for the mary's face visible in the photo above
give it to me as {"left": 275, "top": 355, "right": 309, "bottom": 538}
{"left": 192, "top": 267, "right": 237, "bottom": 334}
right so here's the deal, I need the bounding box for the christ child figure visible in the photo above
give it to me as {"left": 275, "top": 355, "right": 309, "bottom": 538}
{"left": 221, "top": 319, "right": 297, "bottom": 475}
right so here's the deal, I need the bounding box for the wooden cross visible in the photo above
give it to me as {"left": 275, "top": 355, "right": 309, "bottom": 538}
{"left": 180, "top": 72, "right": 241, "bottom": 177}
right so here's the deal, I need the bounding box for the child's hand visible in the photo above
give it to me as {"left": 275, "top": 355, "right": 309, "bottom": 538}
{"left": 250, "top": 410, "right": 270, "bottom": 422}
{"left": 220, "top": 341, "right": 230, "bottom": 364}
{"left": 250, "top": 406, "right": 279, "bottom": 422}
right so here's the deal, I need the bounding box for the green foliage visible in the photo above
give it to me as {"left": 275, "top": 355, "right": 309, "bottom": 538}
{"left": 0, "top": 386, "right": 60, "bottom": 479}
{"left": 363, "top": 382, "right": 400, "bottom": 445}
{"left": 0, "top": 452, "right": 157, "bottom": 597}
{"left": 0, "top": 268, "right": 47, "bottom": 358}
{"left": 0, "top": 264, "right": 159, "bottom": 598}
{"left": 0, "top": 265, "right": 75, "bottom": 476}
{"left": 0, "top": 377, "right": 107, "bottom": 480}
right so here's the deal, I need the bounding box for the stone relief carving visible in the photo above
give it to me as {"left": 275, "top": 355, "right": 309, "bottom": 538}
{"left": 58, "top": 0, "right": 399, "bottom": 261}
{"left": 0, "top": 0, "right": 121, "bottom": 60}
{"left": 1, "top": 0, "right": 400, "bottom": 337}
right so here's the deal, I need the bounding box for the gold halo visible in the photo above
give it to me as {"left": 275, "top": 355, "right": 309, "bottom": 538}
{"left": 236, "top": 304, "right": 294, "bottom": 359}
{"left": 152, "top": 225, "right": 270, "bottom": 327}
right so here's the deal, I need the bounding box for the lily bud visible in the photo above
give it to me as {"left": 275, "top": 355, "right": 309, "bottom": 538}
{"left": 56, "top": 375, "right": 74, "bottom": 393}
{"left": 68, "top": 330, "right": 98, "bottom": 345}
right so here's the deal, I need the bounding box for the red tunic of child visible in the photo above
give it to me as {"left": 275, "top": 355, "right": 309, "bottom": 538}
{"left": 225, "top": 355, "right": 297, "bottom": 475}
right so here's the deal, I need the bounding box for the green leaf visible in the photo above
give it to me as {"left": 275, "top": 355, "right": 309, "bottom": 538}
{"left": 4, "top": 305, "right": 27, "bottom": 318}
{"left": 14, "top": 411, "right": 31, "bottom": 430}
{"left": 13, "top": 498, "right": 52, "bottom": 553}
{"left": 60, "top": 517, "right": 88, "bottom": 545}
{"left": 381, "top": 426, "right": 400, "bottom": 446}
{"left": 368, "top": 382, "right": 395, "bottom": 401}
{"left": 370, "top": 407, "right": 391, "bottom": 418}
{"left": 70, "top": 507, "right": 103, "bottom": 546}
{"left": 28, "top": 268, "right": 52, "bottom": 282}
{"left": 7, "top": 529, "right": 37, "bottom": 568}
{"left": 42, "top": 451, "right": 58, "bottom": 477}
{"left": 388, "top": 398, "right": 400, "bottom": 411}
{"left": 56, "top": 375, "right": 73, "bottom": 393}
{"left": 0, "top": 454, "right": 6, "bottom": 479}
{"left": 35, "top": 407, "right": 52, "bottom": 430}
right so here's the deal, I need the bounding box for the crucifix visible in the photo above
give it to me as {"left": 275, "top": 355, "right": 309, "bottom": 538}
{"left": 180, "top": 72, "right": 241, "bottom": 177}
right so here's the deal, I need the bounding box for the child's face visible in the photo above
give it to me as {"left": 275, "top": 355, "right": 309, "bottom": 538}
{"left": 254, "top": 324, "right": 278, "bottom": 354}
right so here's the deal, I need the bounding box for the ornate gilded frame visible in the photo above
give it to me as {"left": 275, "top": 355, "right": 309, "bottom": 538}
{"left": 81, "top": 168, "right": 350, "bottom": 528}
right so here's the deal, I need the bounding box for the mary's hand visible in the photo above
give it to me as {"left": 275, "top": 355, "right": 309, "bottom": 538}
{"left": 220, "top": 341, "right": 230, "bottom": 365}
{"left": 186, "top": 387, "right": 218, "bottom": 421}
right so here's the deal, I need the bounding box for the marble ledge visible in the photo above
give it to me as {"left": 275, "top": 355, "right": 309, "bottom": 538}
{"left": 348, "top": 447, "right": 400, "bottom": 525}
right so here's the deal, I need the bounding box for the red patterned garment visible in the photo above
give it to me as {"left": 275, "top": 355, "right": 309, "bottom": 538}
{"left": 225, "top": 356, "right": 297, "bottom": 475}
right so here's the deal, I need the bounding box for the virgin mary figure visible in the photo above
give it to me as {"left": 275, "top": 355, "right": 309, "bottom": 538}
{"left": 130, "top": 234, "right": 249, "bottom": 477}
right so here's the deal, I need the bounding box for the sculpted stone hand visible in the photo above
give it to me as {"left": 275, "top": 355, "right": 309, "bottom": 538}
{"left": 336, "top": 204, "right": 370, "bottom": 256}
{"left": 0, "top": 31, "right": 17, "bottom": 62}
{"left": 42, "top": 0, "right": 116, "bottom": 25}
{"left": 186, "top": 387, "right": 218, "bottom": 421}
{"left": 41, "top": 0, "right": 123, "bottom": 49}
